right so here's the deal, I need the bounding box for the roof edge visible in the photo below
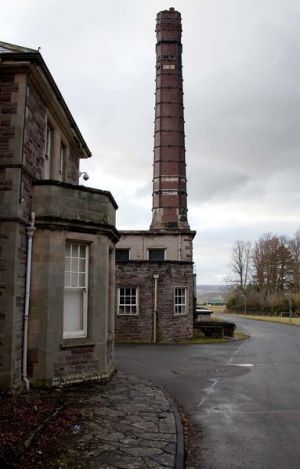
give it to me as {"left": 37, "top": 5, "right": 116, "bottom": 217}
{"left": 0, "top": 50, "right": 92, "bottom": 158}
{"left": 0, "top": 40, "right": 38, "bottom": 53}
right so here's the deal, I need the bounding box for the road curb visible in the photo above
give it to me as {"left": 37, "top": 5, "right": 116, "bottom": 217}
{"left": 171, "top": 399, "right": 185, "bottom": 469}
{"left": 149, "top": 378, "right": 185, "bottom": 469}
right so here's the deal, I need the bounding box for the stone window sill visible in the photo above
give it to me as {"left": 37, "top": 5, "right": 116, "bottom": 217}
{"left": 60, "top": 338, "right": 95, "bottom": 349}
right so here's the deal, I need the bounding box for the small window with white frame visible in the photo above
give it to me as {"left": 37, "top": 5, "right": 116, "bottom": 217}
{"left": 63, "top": 242, "right": 89, "bottom": 338}
{"left": 174, "top": 287, "right": 187, "bottom": 315}
{"left": 44, "top": 123, "right": 53, "bottom": 179}
{"left": 118, "top": 287, "right": 139, "bottom": 315}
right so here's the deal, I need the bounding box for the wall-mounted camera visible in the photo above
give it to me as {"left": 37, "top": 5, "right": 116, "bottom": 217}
{"left": 79, "top": 171, "right": 89, "bottom": 181}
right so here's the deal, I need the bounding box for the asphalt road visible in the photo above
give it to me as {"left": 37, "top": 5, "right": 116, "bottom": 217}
{"left": 116, "top": 317, "right": 300, "bottom": 468}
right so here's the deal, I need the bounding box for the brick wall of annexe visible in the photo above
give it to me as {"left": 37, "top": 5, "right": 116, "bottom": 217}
{"left": 115, "top": 260, "right": 194, "bottom": 343}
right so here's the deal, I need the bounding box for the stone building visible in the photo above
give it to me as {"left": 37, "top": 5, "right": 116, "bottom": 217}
{"left": 0, "top": 42, "right": 119, "bottom": 389}
{"left": 115, "top": 8, "right": 196, "bottom": 343}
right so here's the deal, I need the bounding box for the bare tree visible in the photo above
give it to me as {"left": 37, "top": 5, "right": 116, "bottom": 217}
{"left": 289, "top": 231, "right": 300, "bottom": 293}
{"left": 277, "top": 236, "right": 292, "bottom": 293}
{"left": 231, "top": 240, "right": 251, "bottom": 290}
{"left": 228, "top": 231, "right": 300, "bottom": 314}
{"left": 252, "top": 233, "right": 292, "bottom": 296}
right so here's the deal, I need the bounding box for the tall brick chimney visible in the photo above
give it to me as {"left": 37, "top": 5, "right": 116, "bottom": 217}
{"left": 150, "top": 7, "right": 189, "bottom": 231}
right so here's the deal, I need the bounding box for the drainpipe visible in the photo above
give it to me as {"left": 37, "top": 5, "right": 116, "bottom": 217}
{"left": 153, "top": 274, "right": 159, "bottom": 343}
{"left": 22, "top": 212, "right": 36, "bottom": 391}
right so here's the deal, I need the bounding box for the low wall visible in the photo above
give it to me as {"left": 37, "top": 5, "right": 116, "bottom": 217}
{"left": 194, "top": 320, "right": 236, "bottom": 338}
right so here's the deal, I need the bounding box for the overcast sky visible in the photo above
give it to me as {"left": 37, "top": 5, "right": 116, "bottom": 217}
{"left": 2, "top": 0, "right": 300, "bottom": 284}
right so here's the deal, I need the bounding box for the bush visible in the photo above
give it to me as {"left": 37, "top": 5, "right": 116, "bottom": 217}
{"left": 226, "top": 287, "right": 298, "bottom": 315}
{"left": 292, "top": 293, "right": 300, "bottom": 314}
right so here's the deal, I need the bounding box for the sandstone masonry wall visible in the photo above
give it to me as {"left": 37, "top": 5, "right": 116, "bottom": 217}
{"left": 0, "top": 63, "right": 113, "bottom": 388}
{"left": 116, "top": 231, "right": 194, "bottom": 262}
{"left": 0, "top": 72, "right": 25, "bottom": 388}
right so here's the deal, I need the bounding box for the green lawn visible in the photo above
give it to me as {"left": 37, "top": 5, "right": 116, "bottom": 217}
{"left": 222, "top": 313, "right": 300, "bottom": 327}
{"left": 182, "top": 337, "right": 226, "bottom": 344}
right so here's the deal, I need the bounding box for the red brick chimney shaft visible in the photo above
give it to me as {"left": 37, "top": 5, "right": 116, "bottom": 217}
{"left": 150, "top": 7, "right": 189, "bottom": 230}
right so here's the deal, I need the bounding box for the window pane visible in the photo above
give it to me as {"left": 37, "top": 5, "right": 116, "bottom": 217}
{"left": 116, "top": 249, "right": 130, "bottom": 261}
{"left": 71, "top": 273, "right": 78, "bottom": 287}
{"left": 71, "top": 257, "right": 79, "bottom": 273}
{"left": 79, "top": 258, "right": 86, "bottom": 272}
{"left": 64, "top": 272, "right": 71, "bottom": 287}
{"left": 46, "top": 127, "right": 52, "bottom": 155}
{"left": 65, "top": 258, "right": 71, "bottom": 272}
{"left": 78, "top": 273, "right": 85, "bottom": 287}
{"left": 63, "top": 289, "right": 83, "bottom": 332}
{"left": 149, "top": 249, "right": 165, "bottom": 261}
{"left": 72, "top": 243, "right": 80, "bottom": 257}
{"left": 65, "top": 243, "right": 71, "bottom": 257}
{"left": 80, "top": 245, "right": 86, "bottom": 258}
{"left": 59, "top": 144, "right": 65, "bottom": 180}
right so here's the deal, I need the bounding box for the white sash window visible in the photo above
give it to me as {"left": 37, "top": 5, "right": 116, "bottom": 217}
{"left": 118, "top": 287, "right": 139, "bottom": 315}
{"left": 63, "top": 242, "right": 88, "bottom": 338}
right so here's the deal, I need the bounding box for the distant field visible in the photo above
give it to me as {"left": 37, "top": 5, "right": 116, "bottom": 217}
{"left": 221, "top": 313, "right": 300, "bottom": 327}
{"left": 198, "top": 304, "right": 226, "bottom": 314}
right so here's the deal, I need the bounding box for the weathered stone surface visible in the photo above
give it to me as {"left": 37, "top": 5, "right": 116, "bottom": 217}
{"left": 115, "top": 259, "right": 194, "bottom": 343}
{"left": 151, "top": 452, "right": 177, "bottom": 467}
{"left": 0, "top": 65, "right": 118, "bottom": 390}
{"left": 32, "top": 372, "right": 177, "bottom": 468}
{"left": 140, "top": 432, "right": 177, "bottom": 443}
{"left": 122, "top": 446, "right": 163, "bottom": 457}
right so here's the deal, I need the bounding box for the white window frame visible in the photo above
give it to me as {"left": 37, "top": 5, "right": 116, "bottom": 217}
{"left": 44, "top": 123, "right": 53, "bottom": 179}
{"left": 117, "top": 287, "right": 139, "bottom": 315}
{"left": 63, "top": 242, "right": 89, "bottom": 338}
{"left": 174, "top": 287, "right": 188, "bottom": 316}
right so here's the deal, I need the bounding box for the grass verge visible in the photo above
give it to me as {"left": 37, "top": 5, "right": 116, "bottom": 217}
{"left": 234, "top": 330, "right": 250, "bottom": 340}
{"left": 226, "top": 313, "right": 300, "bottom": 327}
{"left": 182, "top": 337, "right": 226, "bottom": 344}
{"left": 116, "top": 338, "right": 226, "bottom": 345}
{"left": 116, "top": 330, "right": 249, "bottom": 345}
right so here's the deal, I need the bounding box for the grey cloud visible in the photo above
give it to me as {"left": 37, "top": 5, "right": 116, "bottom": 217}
{"left": 136, "top": 182, "right": 152, "bottom": 198}
{"left": 2, "top": 0, "right": 300, "bottom": 283}
{"left": 188, "top": 166, "right": 250, "bottom": 203}
{"left": 185, "top": 2, "right": 300, "bottom": 184}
